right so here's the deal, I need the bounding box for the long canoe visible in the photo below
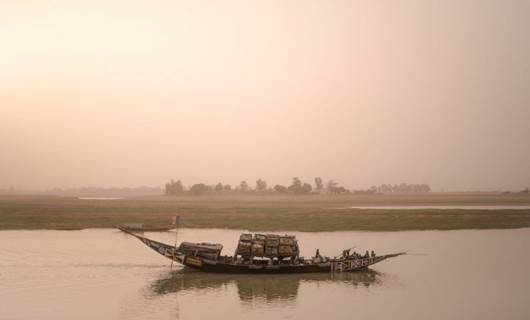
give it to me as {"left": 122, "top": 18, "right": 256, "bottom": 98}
{"left": 119, "top": 227, "right": 405, "bottom": 274}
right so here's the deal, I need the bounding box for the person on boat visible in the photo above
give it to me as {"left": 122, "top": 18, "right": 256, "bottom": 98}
{"left": 364, "top": 250, "right": 369, "bottom": 258}
{"left": 314, "top": 249, "right": 322, "bottom": 263}
{"left": 371, "top": 250, "right": 376, "bottom": 258}
{"left": 343, "top": 249, "right": 350, "bottom": 258}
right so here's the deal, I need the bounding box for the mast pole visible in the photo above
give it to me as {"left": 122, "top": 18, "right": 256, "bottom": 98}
{"left": 170, "top": 214, "right": 179, "bottom": 270}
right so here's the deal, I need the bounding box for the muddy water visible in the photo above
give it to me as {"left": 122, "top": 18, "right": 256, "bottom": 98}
{"left": 344, "top": 205, "right": 530, "bottom": 210}
{"left": 1, "top": 228, "right": 529, "bottom": 320}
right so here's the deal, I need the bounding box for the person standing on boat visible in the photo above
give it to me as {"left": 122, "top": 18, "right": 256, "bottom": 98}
{"left": 314, "top": 248, "right": 322, "bottom": 263}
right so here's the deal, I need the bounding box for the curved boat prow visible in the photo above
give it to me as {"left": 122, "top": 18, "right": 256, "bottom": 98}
{"left": 375, "top": 251, "right": 406, "bottom": 266}
{"left": 116, "top": 226, "right": 138, "bottom": 237}
{"left": 118, "top": 227, "right": 184, "bottom": 263}
{"left": 383, "top": 252, "right": 406, "bottom": 259}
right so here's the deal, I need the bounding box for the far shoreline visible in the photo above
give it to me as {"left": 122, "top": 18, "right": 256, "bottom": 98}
{"left": 1, "top": 193, "right": 529, "bottom": 232}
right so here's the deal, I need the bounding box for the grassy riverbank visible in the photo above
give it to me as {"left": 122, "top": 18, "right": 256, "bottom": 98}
{"left": 1, "top": 194, "right": 529, "bottom": 231}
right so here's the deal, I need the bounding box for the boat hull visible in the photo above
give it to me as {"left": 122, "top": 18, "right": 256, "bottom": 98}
{"left": 182, "top": 255, "right": 392, "bottom": 274}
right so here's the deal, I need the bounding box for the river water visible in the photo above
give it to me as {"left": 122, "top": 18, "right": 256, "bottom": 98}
{"left": 343, "top": 205, "right": 530, "bottom": 210}
{"left": 1, "top": 228, "right": 529, "bottom": 320}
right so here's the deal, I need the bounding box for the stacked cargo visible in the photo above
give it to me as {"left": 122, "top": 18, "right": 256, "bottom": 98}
{"left": 278, "top": 235, "right": 298, "bottom": 258}
{"left": 236, "top": 233, "right": 253, "bottom": 257}
{"left": 251, "top": 234, "right": 266, "bottom": 257}
{"left": 236, "top": 233, "right": 299, "bottom": 259}
{"left": 265, "top": 234, "right": 279, "bottom": 257}
{"left": 178, "top": 242, "right": 223, "bottom": 260}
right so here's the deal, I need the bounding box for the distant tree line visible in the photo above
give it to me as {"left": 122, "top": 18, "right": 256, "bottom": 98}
{"left": 374, "top": 183, "right": 431, "bottom": 194}
{"left": 501, "top": 187, "right": 529, "bottom": 195}
{"left": 165, "top": 178, "right": 431, "bottom": 196}
{"left": 350, "top": 183, "right": 430, "bottom": 195}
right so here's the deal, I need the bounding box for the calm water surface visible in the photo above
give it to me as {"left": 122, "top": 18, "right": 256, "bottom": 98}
{"left": 344, "top": 205, "right": 530, "bottom": 210}
{"left": 1, "top": 228, "right": 529, "bottom": 320}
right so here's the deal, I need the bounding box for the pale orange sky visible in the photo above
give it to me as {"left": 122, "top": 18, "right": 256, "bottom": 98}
{"left": 1, "top": 0, "right": 529, "bottom": 191}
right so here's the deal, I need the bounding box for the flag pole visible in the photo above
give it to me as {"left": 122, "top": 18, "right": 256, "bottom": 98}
{"left": 170, "top": 214, "right": 180, "bottom": 270}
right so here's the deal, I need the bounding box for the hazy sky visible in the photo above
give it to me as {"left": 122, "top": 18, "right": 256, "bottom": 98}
{"left": 1, "top": 0, "right": 529, "bottom": 191}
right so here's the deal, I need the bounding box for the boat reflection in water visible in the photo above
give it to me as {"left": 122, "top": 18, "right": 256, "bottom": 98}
{"left": 151, "top": 268, "right": 383, "bottom": 304}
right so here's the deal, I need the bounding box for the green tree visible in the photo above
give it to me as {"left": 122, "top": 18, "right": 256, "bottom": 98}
{"left": 239, "top": 181, "right": 249, "bottom": 192}
{"left": 190, "top": 183, "right": 212, "bottom": 195}
{"left": 256, "top": 179, "right": 267, "bottom": 191}
{"left": 327, "top": 180, "right": 347, "bottom": 194}
{"left": 165, "top": 179, "right": 184, "bottom": 195}
{"left": 314, "top": 177, "right": 323, "bottom": 191}
{"left": 288, "top": 177, "right": 302, "bottom": 193}
{"left": 214, "top": 182, "right": 224, "bottom": 192}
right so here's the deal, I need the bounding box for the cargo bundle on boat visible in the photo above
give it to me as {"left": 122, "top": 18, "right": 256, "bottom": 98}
{"left": 119, "top": 225, "right": 405, "bottom": 274}
{"left": 178, "top": 242, "right": 223, "bottom": 261}
{"left": 236, "top": 233, "right": 299, "bottom": 260}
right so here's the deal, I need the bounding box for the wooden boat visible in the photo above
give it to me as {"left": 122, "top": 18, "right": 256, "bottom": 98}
{"left": 120, "top": 227, "right": 405, "bottom": 274}
{"left": 116, "top": 223, "right": 177, "bottom": 232}
{"left": 116, "top": 216, "right": 179, "bottom": 232}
